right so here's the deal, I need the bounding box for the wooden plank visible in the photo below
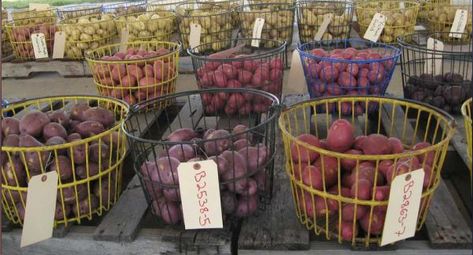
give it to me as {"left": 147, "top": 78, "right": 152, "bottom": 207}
{"left": 1, "top": 61, "right": 91, "bottom": 78}
{"left": 425, "top": 180, "right": 472, "bottom": 248}
{"left": 238, "top": 94, "right": 310, "bottom": 250}
{"left": 450, "top": 116, "right": 470, "bottom": 168}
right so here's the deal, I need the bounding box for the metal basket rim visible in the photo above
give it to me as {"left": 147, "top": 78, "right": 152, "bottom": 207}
{"left": 398, "top": 32, "right": 473, "bottom": 55}
{"left": 122, "top": 88, "right": 281, "bottom": 145}
{"left": 237, "top": 2, "right": 296, "bottom": 10}
{"left": 296, "top": 0, "right": 354, "bottom": 7}
{"left": 298, "top": 38, "right": 401, "bottom": 63}
{"left": 113, "top": 9, "right": 176, "bottom": 18}
{"left": 278, "top": 95, "right": 456, "bottom": 160}
{"left": 187, "top": 38, "right": 287, "bottom": 61}
{"left": 175, "top": 2, "right": 233, "bottom": 17}
{"left": 461, "top": 98, "right": 473, "bottom": 122}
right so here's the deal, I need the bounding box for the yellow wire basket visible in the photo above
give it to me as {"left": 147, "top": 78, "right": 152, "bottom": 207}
{"left": 417, "top": 0, "right": 450, "bottom": 23}
{"left": 57, "top": 4, "right": 103, "bottom": 20}
{"left": 11, "top": 8, "right": 57, "bottom": 25}
{"left": 461, "top": 98, "right": 472, "bottom": 174}
{"left": 103, "top": 1, "right": 147, "bottom": 16}
{"left": 115, "top": 10, "right": 177, "bottom": 42}
{"left": 85, "top": 41, "right": 180, "bottom": 109}
{"left": 426, "top": 3, "right": 472, "bottom": 42}
{"left": 2, "top": 18, "right": 13, "bottom": 58}
{"left": 58, "top": 13, "right": 117, "bottom": 60}
{"left": 1, "top": 95, "right": 129, "bottom": 227}
{"left": 147, "top": 0, "right": 188, "bottom": 11}
{"left": 176, "top": 2, "right": 234, "bottom": 51}
{"left": 356, "top": 0, "right": 419, "bottom": 44}
{"left": 279, "top": 96, "right": 455, "bottom": 246}
{"left": 5, "top": 17, "right": 57, "bottom": 61}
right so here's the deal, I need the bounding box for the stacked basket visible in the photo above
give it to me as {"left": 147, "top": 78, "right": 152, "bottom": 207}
{"left": 57, "top": 4, "right": 103, "bottom": 20}
{"left": 1, "top": 96, "right": 128, "bottom": 226}
{"left": 425, "top": 3, "right": 472, "bottom": 42}
{"left": 114, "top": 10, "right": 177, "bottom": 42}
{"left": 103, "top": 1, "right": 147, "bottom": 16}
{"left": 85, "top": 41, "right": 180, "bottom": 108}
{"left": 2, "top": 9, "right": 13, "bottom": 59}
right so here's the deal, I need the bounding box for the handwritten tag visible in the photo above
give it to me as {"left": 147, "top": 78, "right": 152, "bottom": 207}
{"left": 399, "top": 1, "right": 405, "bottom": 9}
{"left": 119, "top": 28, "right": 129, "bottom": 53}
{"left": 424, "top": 38, "right": 444, "bottom": 75}
{"left": 29, "top": 3, "right": 50, "bottom": 11}
{"left": 177, "top": 160, "right": 223, "bottom": 229}
{"left": 189, "top": 23, "right": 202, "bottom": 53}
{"left": 380, "top": 169, "right": 424, "bottom": 246}
{"left": 31, "top": 33, "right": 49, "bottom": 59}
{"left": 21, "top": 172, "right": 58, "bottom": 247}
{"left": 363, "top": 13, "right": 386, "bottom": 42}
{"left": 314, "top": 14, "right": 333, "bottom": 41}
{"left": 251, "top": 18, "right": 265, "bottom": 47}
{"left": 52, "top": 31, "right": 66, "bottom": 59}
{"left": 449, "top": 9, "right": 468, "bottom": 38}
{"left": 287, "top": 50, "right": 308, "bottom": 94}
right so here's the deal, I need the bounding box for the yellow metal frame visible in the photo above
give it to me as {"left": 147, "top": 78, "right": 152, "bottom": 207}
{"left": 461, "top": 98, "right": 472, "bottom": 174}
{"left": 279, "top": 96, "right": 456, "bottom": 246}
{"left": 1, "top": 95, "right": 129, "bottom": 227}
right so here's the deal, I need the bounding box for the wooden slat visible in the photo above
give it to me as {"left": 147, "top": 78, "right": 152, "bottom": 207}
{"left": 238, "top": 94, "right": 310, "bottom": 250}
{"left": 425, "top": 180, "right": 472, "bottom": 248}
{"left": 2, "top": 61, "right": 91, "bottom": 78}
{"left": 450, "top": 116, "right": 469, "bottom": 168}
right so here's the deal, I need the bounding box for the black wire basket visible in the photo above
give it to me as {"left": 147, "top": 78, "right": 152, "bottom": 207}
{"left": 237, "top": 2, "right": 295, "bottom": 46}
{"left": 187, "top": 38, "right": 287, "bottom": 100}
{"left": 296, "top": 0, "right": 353, "bottom": 44}
{"left": 123, "top": 88, "right": 280, "bottom": 225}
{"left": 398, "top": 32, "right": 472, "bottom": 114}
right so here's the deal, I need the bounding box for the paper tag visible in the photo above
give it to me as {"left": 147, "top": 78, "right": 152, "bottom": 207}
{"left": 189, "top": 23, "right": 202, "bottom": 53}
{"left": 52, "top": 31, "right": 66, "bottom": 59}
{"left": 363, "top": 13, "right": 386, "bottom": 42}
{"left": 380, "top": 169, "right": 424, "bottom": 246}
{"left": 21, "top": 172, "right": 58, "bottom": 247}
{"left": 29, "top": 3, "right": 50, "bottom": 11}
{"left": 251, "top": 18, "right": 265, "bottom": 47}
{"left": 314, "top": 14, "right": 333, "bottom": 41}
{"left": 177, "top": 160, "right": 223, "bottom": 230}
{"left": 287, "top": 50, "right": 308, "bottom": 94}
{"left": 119, "top": 28, "right": 129, "bottom": 53}
{"left": 399, "top": 1, "right": 405, "bottom": 9}
{"left": 31, "top": 33, "right": 49, "bottom": 59}
{"left": 424, "top": 38, "right": 444, "bottom": 75}
{"left": 449, "top": 9, "right": 468, "bottom": 38}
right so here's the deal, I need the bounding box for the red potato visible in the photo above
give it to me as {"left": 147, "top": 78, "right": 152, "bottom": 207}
{"left": 350, "top": 178, "right": 372, "bottom": 200}
{"left": 221, "top": 191, "right": 237, "bottom": 214}
{"left": 74, "top": 120, "right": 105, "bottom": 138}
{"left": 153, "top": 157, "right": 180, "bottom": 185}
{"left": 290, "top": 134, "right": 321, "bottom": 163}
{"left": 342, "top": 204, "right": 368, "bottom": 221}
{"left": 367, "top": 69, "right": 385, "bottom": 84}
{"left": 19, "top": 134, "right": 49, "bottom": 171}
{"left": 42, "top": 122, "right": 68, "bottom": 140}
{"left": 227, "top": 93, "right": 245, "bottom": 109}
{"left": 203, "top": 129, "right": 215, "bottom": 140}
{"left": 361, "top": 134, "right": 391, "bottom": 155}
{"left": 213, "top": 70, "right": 228, "bottom": 88}
{"left": 301, "top": 165, "right": 323, "bottom": 190}
{"left": 341, "top": 149, "right": 362, "bottom": 171}
{"left": 142, "top": 64, "right": 154, "bottom": 78}
{"left": 167, "top": 128, "right": 197, "bottom": 142}
{"left": 423, "top": 164, "right": 433, "bottom": 189}
{"left": 121, "top": 75, "right": 137, "bottom": 87}
{"left": 152, "top": 199, "right": 182, "bottom": 224}
{"left": 2, "top": 117, "right": 20, "bottom": 136}
{"left": 218, "top": 64, "right": 237, "bottom": 79}
{"left": 75, "top": 162, "right": 100, "bottom": 179}
{"left": 310, "top": 48, "right": 328, "bottom": 59}
{"left": 338, "top": 72, "right": 357, "bottom": 89}
{"left": 2, "top": 158, "right": 26, "bottom": 186}
{"left": 270, "top": 68, "right": 283, "bottom": 81}
{"left": 211, "top": 95, "right": 225, "bottom": 111}
{"left": 326, "top": 83, "right": 344, "bottom": 95}
{"left": 319, "top": 65, "right": 339, "bottom": 82}
{"left": 307, "top": 62, "right": 322, "bottom": 79}
{"left": 337, "top": 220, "right": 359, "bottom": 241}
{"left": 221, "top": 150, "right": 248, "bottom": 181}
{"left": 234, "top": 139, "right": 250, "bottom": 151}
{"left": 153, "top": 60, "right": 170, "bottom": 81}
{"left": 227, "top": 79, "right": 242, "bottom": 88}
{"left": 199, "top": 71, "right": 214, "bottom": 87}
{"left": 19, "top": 111, "right": 50, "bottom": 137}
{"left": 70, "top": 103, "right": 90, "bottom": 121}
{"left": 204, "top": 129, "right": 232, "bottom": 156}
{"left": 59, "top": 184, "right": 88, "bottom": 205}
{"left": 243, "top": 60, "right": 257, "bottom": 72}
{"left": 208, "top": 155, "right": 229, "bottom": 175}
{"left": 353, "top": 135, "right": 366, "bottom": 150}
{"left": 378, "top": 160, "right": 394, "bottom": 176}
{"left": 232, "top": 124, "right": 250, "bottom": 141}
{"left": 412, "top": 142, "right": 435, "bottom": 166}
{"left": 89, "top": 143, "right": 109, "bottom": 163}
{"left": 163, "top": 188, "right": 180, "bottom": 202}
{"left": 127, "top": 65, "right": 143, "bottom": 80}
{"left": 374, "top": 186, "right": 390, "bottom": 201}
{"left": 111, "top": 64, "right": 126, "bottom": 82}
{"left": 328, "top": 185, "right": 352, "bottom": 198}
{"left": 314, "top": 156, "right": 338, "bottom": 186}
{"left": 385, "top": 157, "right": 420, "bottom": 184}
{"left": 238, "top": 145, "right": 269, "bottom": 172}
{"left": 167, "top": 144, "right": 196, "bottom": 162}
{"left": 203, "top": 62, "right": 221, "bottom": 71}
{"left": 360, "top": 208, "right": 385, "bottom": 235}
{"left": 235, "top": 194, "right": 258, "bottom": 218}
{"left": 239, "top": 103, "right": 252, "bottom": 115}
{"left": 270, "top": 58, "right": 284, "bottom": 70}
{"left": 388, "top": 137, "right": 404, "bottom": 153}
{"left": 49, "top": 155, "right": 73, "bottom": 181}
{"left": 3, "top": 134, "right": 19, "bottom": 147}
{"left": 238, "top": 69, "right": 253, "bottom": 84}
{"left": 327, "top": 119, "right": 354, "bottom": 152}
{"left": 123, "top": 94, "right": 138, "bottom": 105}
{"left": 313, "top": 195, "right": 338, "bottom": 216}
{"left": 226, "top": 178, "right": 249, "bottom": 194}
{"left": 48, "top": 110, "right": 70, "bottom": 127}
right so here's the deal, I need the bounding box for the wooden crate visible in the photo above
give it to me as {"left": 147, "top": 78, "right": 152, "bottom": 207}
{"left": 2, "top": 94, "right": 471, "bottom": 255}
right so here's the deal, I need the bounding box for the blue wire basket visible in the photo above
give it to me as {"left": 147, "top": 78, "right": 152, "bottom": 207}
{"left": 298, "top": 39, "right": 400, "bottom": 100}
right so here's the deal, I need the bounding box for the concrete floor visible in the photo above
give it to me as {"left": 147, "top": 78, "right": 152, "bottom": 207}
{"left": 1, "top": 61, "right": 404, "bottom": 101}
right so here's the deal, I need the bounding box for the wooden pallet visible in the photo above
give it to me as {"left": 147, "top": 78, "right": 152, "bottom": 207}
{"left": 2, "top": 60, "right": 92, "bottom": 78}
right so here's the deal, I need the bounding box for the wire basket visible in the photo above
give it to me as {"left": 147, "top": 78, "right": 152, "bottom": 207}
{"left": 237, "top": 2, "right": 295, "bottom": 46}
{"left": 188, "top": 38, "right": 286, "bottom": 99}
{"left": 123, "top": 88, "right": 280, "bottom": 224}
{"left": 85, "top": 41, "right": 180, "bottom": 109}
{"left": 417, "top": 0, "right": 450, "bottom": 23}
{"left": 11, "top": 8, "right": 57, "bottom": 25}
{"left": 1, "top": 95, "right": 129, "bottom": 227}
{"left": 296, "top": 0, "right": 353, "bottom": 43}
{"left": 356, "top": 0, "right": 419, "bottom": 44}
{"left": 176, "top": 2, "right": 234, "bottom": 52}
{"left": 298, "top": 39, "right": 401, "bottom": 103}
{"left": 147, "top": 0, "right": 188, "bottom": 11}
{"left": 115, "top": 10, "right": 177, "bottom": 42}
{"left": 279, "top": 96, "right": 456, "bottom": 246}
{"left": 426, "top": 3, "right": 472, "bottom": 43}
{"left": 58, "top": 14, "right": 117, "bottom": 60}
{"left": 461, "top": 98, "right": 472, "bottom": 174}
{"left": 103, "top": 1, "right": 147, "bottom": 16}
{"left": 398, "top": 32, "right": 472, "bottom": 114}
{"left": 57, "top": 4, "right": 103, "bottom": 20}
{"left": 5, "top": 17, "right": 57, "bottom": 61}
{"left": 2, "top": 19, "right": 13, "bottom": 58}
